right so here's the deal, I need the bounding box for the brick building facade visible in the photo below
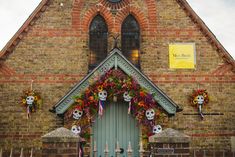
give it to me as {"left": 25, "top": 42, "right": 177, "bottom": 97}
{"left": 0, "top": 0, "right": 234, "bottom": 156}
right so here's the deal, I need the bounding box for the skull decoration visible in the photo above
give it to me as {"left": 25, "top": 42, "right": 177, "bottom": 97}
{"left": 71, "top": 125, "right": 81, "bottom": 135}
{"left": 123, "top": 92, "right": 132, "bottom": 102}
{"left": 145, "top": 108, "right": 155, "bottom": 120}
{"left": 73, "top": 109, "right": 83, "bottom": 120}
{"left": 196, "top": 95, "right": 204, "bottom": 105}
{"left": 26, "top": 96, "right": 35, "bottom": 106}
{"left": 153, "top": 125, "right": 162, "bottom": 134}
{"left": 98, "top": 90, "right": 107, "bottom": 101}
{"left": 190, "top": 89, "right": 209, "bottom": 120}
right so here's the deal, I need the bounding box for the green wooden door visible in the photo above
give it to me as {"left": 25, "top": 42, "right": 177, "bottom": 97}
{"left": 93, "top": 102, "right": 139, "bottom": 157}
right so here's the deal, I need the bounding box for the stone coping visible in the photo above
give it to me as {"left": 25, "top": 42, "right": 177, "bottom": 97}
{"left": 149, "top": 128, "right": 190, "bottom": 143}
{"left": 42, "top": 127, "right": 79, "bottom": 143}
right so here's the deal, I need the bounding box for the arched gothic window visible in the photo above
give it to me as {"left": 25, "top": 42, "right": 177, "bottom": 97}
{"left": 121, "top": 15, "right": 140, "bottom": 68}
{"left": 89, "top": 15, "right": 108, "bottom": 70}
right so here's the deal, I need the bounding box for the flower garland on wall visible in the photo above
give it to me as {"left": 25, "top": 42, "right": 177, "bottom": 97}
{"left": 21, "top": 89, "right": 42, "bottom": 119}
{"left": 189, "top": 89, "right": 209, "bottom": 119}
{"left": 21, "top": 80, "right": 42, "bottom": 119}
{"left": 67, "top": 69, "right": 165, "bottom": 138}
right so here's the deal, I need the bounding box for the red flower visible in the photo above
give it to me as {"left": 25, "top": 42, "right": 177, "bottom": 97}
{"left": 89, "top": 96, "right": 94, "bottom": 101}
{"left": 138, "top": 101, "right": 145, "bottom": 107}
{"left": 139, "top": 91, "right": 145, "bottom": 97}
{"left": 75, "top": 105, "right": 83, "bottom": 111}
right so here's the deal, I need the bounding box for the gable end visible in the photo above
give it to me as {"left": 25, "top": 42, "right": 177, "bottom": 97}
{"left": 0, "top": 0, "right": 234, "bottom": 71}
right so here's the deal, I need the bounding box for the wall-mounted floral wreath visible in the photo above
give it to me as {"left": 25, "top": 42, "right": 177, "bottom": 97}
{"left": 66, "top": 69, "right": 164, "bottom": 139}
{"left": 21, "top": 89, "right": 42, "bottom": 119}
{"left": 189, "top": 89, "right": 209, "bottom": 119}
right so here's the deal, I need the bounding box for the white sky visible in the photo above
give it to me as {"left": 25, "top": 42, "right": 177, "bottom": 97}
{"left": 0, "top": 0, "right": 234, "bottom": 59}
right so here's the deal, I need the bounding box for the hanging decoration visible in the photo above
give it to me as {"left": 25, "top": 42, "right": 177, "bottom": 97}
{"left": 98, "top": 100, "right": 105, "bottom": 116}
{"left": 98, "top": 90, "right": 108, "bottom": 101}
{"left": 67, "top": 69, "right": 164, "bottom": 138}
{"left": 152, "top": 125, "right": 162, "bottom": 134}
{"left": 97, "top": 90, "right": 107, "bottom": 116}
{"left": 71, "top": 125, "right": 81, "bottom": 135}
{"left": 123, "top": 91, "right": 132, "bottom": 114}
{"left": 145, "top": 108, "right": 155, "bottom": 120}
{"left": 190, "top": 89, "right": 209, "bottom": 119}
{"left": 73, "top": 108, "right": 83, "bottom": 120}
{"left": 21, "top": 80, "right": 42, "bottom": 119}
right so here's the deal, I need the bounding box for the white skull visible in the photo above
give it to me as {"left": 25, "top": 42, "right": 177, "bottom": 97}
{"left": 123, "top": 92, "right": 132, "bottom": 102}
{"left": 73, "top": 109, "right": 83, "bottom": 120}
{"left": 153, "top": 125, "right": 162, "bottom": 134}
{"left": 98, "top": 90, "right": 107, "bottom": 101}
{"left": 197, "top": 95, "right": 204, "bottom": 105}
{"left": 26, "top": 96, "right": 35, "bottom": 105}
{"left": 71, "top": 125, "right": 81, "bottom": 135}
{"left": 145, "top": 108, "right": 155, "bottom": 120}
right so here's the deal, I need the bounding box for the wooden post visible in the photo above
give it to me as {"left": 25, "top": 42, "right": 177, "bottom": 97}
{"left": 30, "top": 148, "right": 33, "bottom": 157}
{"left": 115, "top": 141, "right": 121, "bottom": 157}
{"left": 0, "top": 148, "right": 2, "bottom": 157}
{"left": 20, "top": 148, "right": 23, "bottom": 157}
{"left": 127, "top": 141, "right": 133, "bottom": 157}
{"left": 139, "top": 141, "right": 144, "bottom": 157}
{"left": 93, "top": 141, "right": 97, "bottom": 157}
{"left": 203, "top": 150, "right": 206, "bottom": 157}
{"left": 104, "top": 141, "right": 109, "bottom": 157}
{"left": 9, "top": 148, "right": 13, "bottom": 157}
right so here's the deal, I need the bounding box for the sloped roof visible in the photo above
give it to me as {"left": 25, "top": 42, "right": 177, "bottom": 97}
{"left": 0, "top": 0, "right": 234, "bottom": 69}
{"left": 0, "top": 0, "right": 49, "bottom": 61}
{"left": 53, "top": 48, "right": 180, "bottom": 115}
{"left": 176, "top": 0, "right": 235, "bottom": 68}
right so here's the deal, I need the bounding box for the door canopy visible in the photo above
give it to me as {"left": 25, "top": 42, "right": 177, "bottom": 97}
{"left": 53, "top": 48, "right": 180, "bottom": 117}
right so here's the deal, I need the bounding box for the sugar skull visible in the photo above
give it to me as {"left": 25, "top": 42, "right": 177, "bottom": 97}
{"left": 123, "top": 92, "right": 132, "bottom": 102}
{"left": 71, "top": 125, "right": 81, "bottom": 135}
{"left": 196, "top": 95, "right": 204, "bottom": 105}
{"left": 72, "top": 109, "right": 83, "bottom": 120}
{"left": 98, "top": 90, "right": 107, "bottom": 101}
{"left": 145, "top": 108, "right": 155, "bottom": 120}
{"left": 26, "top": 96, "right": 35, "bottom": 106}
{"left": 153, "top": 125, "right": 162, "bottom": 134}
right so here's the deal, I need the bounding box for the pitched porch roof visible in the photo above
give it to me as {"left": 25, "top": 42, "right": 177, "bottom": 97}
{"left": 52, "top": 48, "right": 181, "bottom": 116}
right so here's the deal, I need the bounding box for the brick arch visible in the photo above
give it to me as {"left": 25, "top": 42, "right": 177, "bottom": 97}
{"left": 99, "top": 0, "right": 131, "bottom": 10}
{"left": 115, "top": 6, "right": 149, "bottom": 32}
{"left": 144, "top": 0, "right": 157, "bottom": 31}
{"left": 71, "top": 0, "right": 85, "bottom": 29}
{"left": 81, "top": 5, "right": 113, "bottom": 32}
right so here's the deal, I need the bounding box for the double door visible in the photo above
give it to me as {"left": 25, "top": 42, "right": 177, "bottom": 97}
{"left": 92, "top": 102, "right": 139, "bottom": 157}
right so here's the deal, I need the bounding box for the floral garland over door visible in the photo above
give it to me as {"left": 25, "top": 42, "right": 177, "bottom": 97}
{"left": 67, "top": 69, "right": 165, "bottom": 139}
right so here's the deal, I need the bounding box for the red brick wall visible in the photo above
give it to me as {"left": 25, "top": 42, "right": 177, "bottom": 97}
{"left": 0, "top": 0, "right": 234, "bottom": 152}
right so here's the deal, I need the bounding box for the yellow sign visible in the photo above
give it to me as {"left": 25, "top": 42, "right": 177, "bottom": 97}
{"left": 169, "top": 43, "right": 196, "bottom": 69}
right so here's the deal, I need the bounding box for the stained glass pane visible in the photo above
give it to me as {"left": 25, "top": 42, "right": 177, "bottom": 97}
{"left": 121, "top": 15, "right": 140, "bottom": 68}
{"left": 89, "top": 15, "right": 108, "bottom": 70}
